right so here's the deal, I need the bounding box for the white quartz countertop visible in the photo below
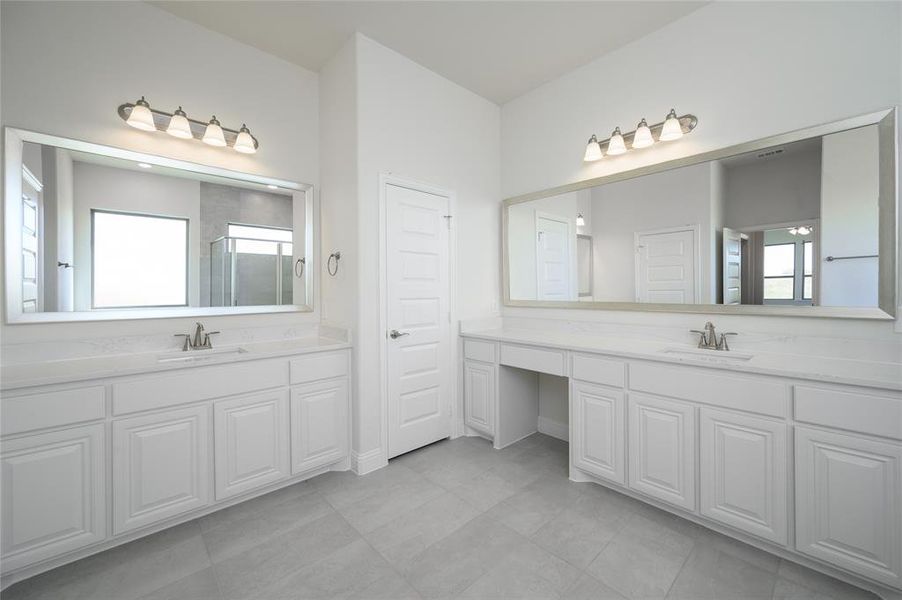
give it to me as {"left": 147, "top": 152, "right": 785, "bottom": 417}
{"left": 0, "top": 337, "right": 351, "bottom": 392}
{"left": 461, "top": 328, "right": 902, "bottom": 392}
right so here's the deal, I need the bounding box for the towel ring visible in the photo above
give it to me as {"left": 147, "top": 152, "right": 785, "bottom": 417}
{"left": 327, "top": 252, "right": 341, "bottom": 277}
{"left": 294, "top": 257, "right": 305, "bottom": 278}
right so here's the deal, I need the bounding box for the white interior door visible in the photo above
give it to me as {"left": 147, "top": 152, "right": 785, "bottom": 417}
{"left": 535, "top": 212, "right": 575, "bottom": 300}
{"left": 722, "top": 227, "right": 742, "bottom": 305}
{"left": 21, "top": 171, "right": 42, "bottom": 313}
{"left": 636, "top": 227, "right": 697, "bottom": 304}
{"left": 386, "top": 183, "right": 452, "bottom": 458}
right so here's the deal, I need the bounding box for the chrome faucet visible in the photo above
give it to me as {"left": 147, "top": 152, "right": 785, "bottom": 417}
{"left": 174, "top": 322, "right": 220, "bottom": 351}
{"left": 689, "top": 321, "right": 737, "bottom": 351}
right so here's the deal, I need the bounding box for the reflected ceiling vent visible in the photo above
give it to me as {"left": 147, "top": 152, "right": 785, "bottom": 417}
{"left": 756, "top": 148, "right": 784, "bottom": 159}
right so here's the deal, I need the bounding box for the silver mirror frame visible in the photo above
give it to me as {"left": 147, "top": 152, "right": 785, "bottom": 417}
{"left": 502, "top": 108, "right": 897, "bottom": 320}
{"left": 3, "top": 127, "right": 318, "bottom": 324}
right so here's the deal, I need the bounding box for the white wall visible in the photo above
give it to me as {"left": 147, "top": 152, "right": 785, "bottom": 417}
{"left": 353, "top": 35, "right": 501, "bottom": 461}
{"left": 500, "top": 1, "right": 901, "bottom": 341}
{"left": 1, "top": 1, "right": 320, "bottom": 349}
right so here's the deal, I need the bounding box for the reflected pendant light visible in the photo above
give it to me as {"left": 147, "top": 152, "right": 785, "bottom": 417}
{"left": 233, "top": 124, "right": 257, "bottom": 154}
{"left": 583, "top": 135, "right": 603, "bottom": 162}
{"left": 166, "top": 106, "right": 193, "bottom": 139}
{"left": 632, "top": 118, "right": 654, "bottom": 149}
{"left": 202, "top": 116, "right": 227, "bottom": 147}
{"left": 659, "top": 108, "right": 683, "bottom": 141}
{"left": 607, "top": 127, "right": 627, "bottom": 155}
{"left": 126, "top": 96, "right": 156, "bottom": 131}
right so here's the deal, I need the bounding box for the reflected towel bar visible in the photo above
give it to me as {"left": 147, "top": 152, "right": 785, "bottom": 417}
{"left": 824, "top": 255, "right": 878, "bottom": 262}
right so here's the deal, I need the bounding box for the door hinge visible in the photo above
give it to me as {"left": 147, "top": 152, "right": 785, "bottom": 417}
{"left": 443, "top": 215, "right": 452, "bottom": 229}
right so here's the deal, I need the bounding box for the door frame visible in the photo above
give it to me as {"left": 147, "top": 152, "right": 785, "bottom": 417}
{"left": 633, "top": 224, "right": 701, "bottom": 304}
{"left": 378, "top": 173, "right": 457, "bottom": 466}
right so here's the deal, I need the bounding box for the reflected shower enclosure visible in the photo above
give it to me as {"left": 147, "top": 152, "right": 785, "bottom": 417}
{"left": 210, "top": 225, "right": 294, "bottom": 307}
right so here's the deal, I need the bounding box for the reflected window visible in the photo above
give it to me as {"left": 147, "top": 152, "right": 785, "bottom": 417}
{"left": 227, "top": 223, "right": 292, "bottom": 256}
{"left": 763, "top": 243, "right": 795, "bottom": 300}
{"left": 92, "top": 210, "right": 188, "bottom": 308}
{"left": 803, "top": 241, "right": 813, "bottom": 299}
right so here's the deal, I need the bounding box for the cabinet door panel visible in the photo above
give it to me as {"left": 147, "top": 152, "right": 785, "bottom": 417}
{"left": 1, "top": 424, "right": 105, "bottom": 572}
{"left": 795, "top": 427, "right": 901, "bottom": 588}
{"left": 291, "top": 379, "right": 348, "bottom": 474}
{"left": 700, "top": 408, "right": 787, "bottom": 545}
{"left": 214, "top": 390, "right": 289, "bottom": 500}
{"left": 571, "top": 382, "right": 624, "bottom": 485}
{"left": 464, "top": 361, "right": 495, "bottom": 436}
{"left": 628, "top": 393, "right": 695, "bottom": 511}
{"left": 113, "top": 406, "right": 210, "bottom": 534}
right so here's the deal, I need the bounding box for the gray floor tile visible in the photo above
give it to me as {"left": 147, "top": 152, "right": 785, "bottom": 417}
{"left": 311, "top": 463, "right": 424, "bottom": 510}
{"left": 459, "top": 541, "right": 581, "bottom": 599}
{"left": 484, "top": 473, "right": 584, "bottom": 536}
{"left": 665, "top": 543, "right": 776, "bottom": 599}
{"left": 198, "top": 480, "right": 316, "bottom": 534}
{"left": 776, "top": 560, "right": 879, "bottom": 600}
{"left": 562, "top": 573, "right": 629, "bottom": 599}
{"left": 139, "top": 568, "right": 221, "bottom": 600}
{"left": 365, "top": 492, "right": 481, "bottom": 571}
{"left": 691, "top": 528, "right": 781, "bottom": 574}
{"left": 445, "top": 466, "right": 528, "bottom": 512}
{"left": 338, "top": 477, "right": 445, "bottom": 534}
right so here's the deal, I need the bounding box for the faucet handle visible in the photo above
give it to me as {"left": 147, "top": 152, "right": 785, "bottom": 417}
{"left": 174, "top": 333, "right": 191, "bottom": 352}
{"left": 203, "top": 331, "right": 220, "bottom": 349}
{"left": 717, "top": 332, "right": 738, "bottom": 351}
{"left": 689, "top": 329, "right": 708, "bottom": 348}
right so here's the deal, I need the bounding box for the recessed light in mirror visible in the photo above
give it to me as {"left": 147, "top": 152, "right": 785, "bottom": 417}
{"left": 137, "top": 163, "right": 152, "bottom": 169}
{"left": 267, "top": 184, "right": 278, "bottom": 190}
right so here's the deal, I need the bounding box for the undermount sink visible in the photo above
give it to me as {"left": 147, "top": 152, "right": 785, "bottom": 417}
{"left": 660, "top": 347, "right": 753, "bottom": 362}
{"left": 156, "top": 347, "right": 249, "bottom": 364}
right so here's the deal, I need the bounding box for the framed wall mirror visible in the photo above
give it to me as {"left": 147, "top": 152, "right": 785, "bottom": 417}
{"left": 503, "top": 109, "right": 897, "bottom": 319}
{"left": 4, "top": 128, "right": 315, "bottom": 323}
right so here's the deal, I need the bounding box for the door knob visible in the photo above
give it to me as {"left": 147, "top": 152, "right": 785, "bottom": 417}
{"left": 389, "top": 329, "right": 409, "bottom": 339}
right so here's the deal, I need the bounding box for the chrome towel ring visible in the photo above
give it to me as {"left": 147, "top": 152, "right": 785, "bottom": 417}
{"left": 294, "top": 257, "right": 305, "bottom": 278}
{"left": 327, "top": 251, "right": 341, "bottom": 276}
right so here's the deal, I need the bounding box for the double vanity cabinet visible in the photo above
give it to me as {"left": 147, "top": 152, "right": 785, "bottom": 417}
{"left": 0, "top": 340, "right": 350, "bottom": 583}
{"left": 462, "top": 331, "right": 902, "bottom": 596}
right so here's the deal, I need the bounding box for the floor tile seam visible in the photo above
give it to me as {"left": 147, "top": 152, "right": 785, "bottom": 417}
{"left": 198, "top": 487, "right": 327, "bottom": 538}
{"left": 660, "top": 536, "right": 700, "bottom": 600}
{"left": 196, "top": 524, "right": 225, "bottom": 600}
{"left": 337, "top": 484, "right": 448, "bottom": 537}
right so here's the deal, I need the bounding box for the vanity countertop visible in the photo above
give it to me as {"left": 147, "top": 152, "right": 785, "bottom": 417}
{"left": 0, "top": 336, "right": 351, "bottom": 392}
{"left": 461, "top": 328, "right": 902, "bottom": 392}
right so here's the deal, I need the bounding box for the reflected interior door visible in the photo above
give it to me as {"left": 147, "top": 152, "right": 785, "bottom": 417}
{"left": 535, "top": 212, "right": 575, "bottom": 300}
{"left": 635, "top": 227, "right": 697, "bottom": 304}
{"left": 386, "top": 183, "right": 451, "bottom": 458}
{"left": 21, "top": 173, "right": 42, "bottom": 313}
{"left": 722, "top": 227, "right": 742, "bottom": 305}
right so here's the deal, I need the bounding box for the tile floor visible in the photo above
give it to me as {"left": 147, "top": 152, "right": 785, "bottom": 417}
{"left": 1, "top": 434, "right": 880, "bottom": 600}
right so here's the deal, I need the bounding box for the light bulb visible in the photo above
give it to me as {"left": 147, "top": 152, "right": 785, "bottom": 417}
{"left": 797, "top": 226, "right": 810, "bottom": 235}
{"left": 583, "top": 135, "right": 602, "bottom": 162}
{"left": 233, "top": 124, "right": 257, "bottom": 154}
{"left": 576, "top": 213, "right": 585, "bottom": 227}
{"left": 166, "top": 107, "right": 193, "bottom": 139}
{"left": 789, "top": 227, "right": 798, "bottom": 235}
{"left": 659, "top": 108, "right": 683, "bottom": 141}
{"left": 202, "top": 116, "right": 227, "bottom": 147}
{"left": 632, "top": 118, "right": 654, "bottom": 149}
{"left": 126, "top": 96, "right": 156, "bottom": 131}
{"left": 607, "top": 127, "right": 627, "bottom": 155}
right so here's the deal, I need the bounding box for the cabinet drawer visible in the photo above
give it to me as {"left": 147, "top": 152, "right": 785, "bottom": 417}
{"left": 499, "top": 344, "right": 565, "bottom": 376}
{"left": 794, "top": 385, "right": 902, "bottom": 440}
{"left": 630, "top": 362, "right": 787, "bottom": 418}
{"left": 290, "top": 351, "right": 348, "bottom": 385}
{"left": 2, "top": 386, "right": 105, "bottom": 436}
{"left": 112, "top": 360, "right": 288, "bottom": 415}
{"left": 571, "top": 354, "right": 624, "bottom": 388}
{"left": 464, "top": 339, "right": 496, "bottom": 363}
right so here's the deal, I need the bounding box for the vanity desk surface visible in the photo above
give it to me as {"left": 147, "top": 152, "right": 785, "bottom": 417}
{"left": 0, "top": 336, "right": 351, "bottom": 391}
{"left": 460, "top": 327, "right": 902, "bottom": 391}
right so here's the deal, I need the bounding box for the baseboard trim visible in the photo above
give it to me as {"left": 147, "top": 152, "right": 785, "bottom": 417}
{"left": 537, "top": 416, "right": 569, "bottom": 442}
{"left": 351, "top": 448, "right": 387, "bottom": 475}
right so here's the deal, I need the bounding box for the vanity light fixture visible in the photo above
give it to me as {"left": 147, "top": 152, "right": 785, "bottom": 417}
{"left": 117, "top": 97, "right": 260, "bottom": 153}
{"left": 789, "top": 225, "right": 812, "bottom": 236}
{"left": 576, "top": 213, "right": 586, "bottom": 227}
{"left": 583, "top": 108, "right": 697, "bottom": 162}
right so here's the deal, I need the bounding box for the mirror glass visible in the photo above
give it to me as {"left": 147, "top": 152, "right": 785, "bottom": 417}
{"left": 507, "top": 123, "right": 885, "bottom": 310}
{"left": 12, "top": 138, "right": 311, "bottom": 317}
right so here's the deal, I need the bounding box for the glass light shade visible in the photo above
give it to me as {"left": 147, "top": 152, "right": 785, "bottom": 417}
{"left": 166, "top": 107, "right": 193, "bottom": 139}
{"left": 788, "top": 227, "right": 799, "bottom": 235}
{"left": 126, "top": 97, "right": 156, "bottom": 131}
{"left": 233, "top": 124, "right": 257, "bottom": 154}
{"left": 583, "top": 135, "right": 602, "bottom": 162}
{"left": 576, "top": 213, "right": 586, "bottom": 227}
{"left": 202, "top": 116, "right": 227, "bottom": 147}
{"left": 797, "top": 226, "right": 811, "bottom": 235}
{"left": 659, "top": 109, "right": 683, "bottom": 141}
{"left": 632, "top": 119, "right": 654, "bottom": 149}
{"left": 607, "top": 127, "right": 627, "bottom": 155}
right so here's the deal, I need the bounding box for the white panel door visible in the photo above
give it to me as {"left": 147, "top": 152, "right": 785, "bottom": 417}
{"left": 628, "top": 393, "right": 696, "bottom": 510}
{"left": 1, "top": 424, "right": 105, "bottom": 572}
{"left": 636, "top": 228, "right": 697, "bottom": 304}
{"left": 291, "top": 378, "right": 348, "bottom": 474}
{"left": 214, "top": 390, "right": 290, "bottom": 500}
{"left": 21, "top": 176, "right": 41, "bottom": 313}
{"left": 535, "top": 212, "right": 576, "bottom": 300}
{"left": 464, "top": 360, "right": 495, "bottom": 436}
{"left": 722, "top": 227, "right": 742, "bottom": 305}
{"left": 699, "top": 407, "right": 787, "bottom": 544}
{"left": 571, "top": 381, "right": 625, "bottom": 485}
{"left": 112, "top": 406, "right": 210, "bottom": 534}
{"left": 795, "top": 427, "right": 901, "bottom": 588}
{"left": 386, "top": 183, "right": 451, "bottom": 458}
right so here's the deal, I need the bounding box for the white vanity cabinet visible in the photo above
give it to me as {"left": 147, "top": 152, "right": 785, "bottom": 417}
{"left": 0, "top": 344, "right": 351, "bottom": 582}
{"left": 570, "top": 380, "right": 624, "bottom": 485}
{"left": 463, "top": 340, "right": 498, "bottom": 437}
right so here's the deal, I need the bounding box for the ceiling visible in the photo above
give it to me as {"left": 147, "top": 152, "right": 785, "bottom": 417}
{"left": 150, "top": 1, "right": 706, "bottom": 104}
